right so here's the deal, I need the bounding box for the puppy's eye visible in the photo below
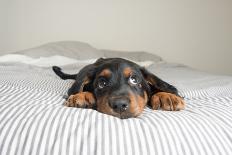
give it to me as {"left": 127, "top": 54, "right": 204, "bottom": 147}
{"left": 128, "top": 75, "right": 139, "bottom": 85}
{"left": 98, "top": 80, "right": 108, "bottom": 89}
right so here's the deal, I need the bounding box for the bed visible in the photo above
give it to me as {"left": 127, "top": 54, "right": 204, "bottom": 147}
{"left": 0, "top": 41, "right": 232, "bottom": 155}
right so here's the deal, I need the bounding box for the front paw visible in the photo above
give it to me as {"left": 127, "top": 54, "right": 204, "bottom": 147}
{"left": 64, "top": 92, "right": 95, "bottom": 108}
{"left": 150, "top": 92, "right": 185, "bottom": 111}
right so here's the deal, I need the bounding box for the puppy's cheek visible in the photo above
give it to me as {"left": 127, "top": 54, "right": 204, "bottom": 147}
{"left": 96, "top": 96, "right": 114, "bottom": 115}
{"left": 129, "top": 92, "right": 147, "bottom": 116}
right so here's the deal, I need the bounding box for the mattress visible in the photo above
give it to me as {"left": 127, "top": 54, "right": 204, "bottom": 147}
{"left": 1, "top": 41, "right": 232, "bottom": 155}
{"left": 0, "top": 60, "right": 232, "bottom": 155}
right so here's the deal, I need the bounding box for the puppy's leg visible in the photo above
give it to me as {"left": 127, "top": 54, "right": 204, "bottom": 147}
{"left": 140, "top": 68, "right": 185, "bottom": 111}
{"left": 150, "top": 92, "right": 185, "bottom": 111}
{"left": 65, "top": 92, "right": 96, "bottom": 108}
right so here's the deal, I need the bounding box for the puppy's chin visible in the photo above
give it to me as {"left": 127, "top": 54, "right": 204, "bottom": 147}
{"left": 118, "top": 112, "right": 141, "bottom": 119}
{"left": 97, "top": 105, "right": 142, "bottom": 119}
{"left": 109, "top": 111, "right": 140, "bottom": 119}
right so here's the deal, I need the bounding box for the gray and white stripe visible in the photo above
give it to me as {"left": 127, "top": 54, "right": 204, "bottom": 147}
{"left": 1, "top": 63, "right": 232, "bottom": 155}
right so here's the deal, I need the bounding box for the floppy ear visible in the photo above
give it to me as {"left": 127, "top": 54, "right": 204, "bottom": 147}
{"left": 140, "top": 67, "right": 179, "bottom": 96}
{"left": 67, "top": 64, "right": 96, "bottom": 96}
{"left": 67, "top": 58, "right": 106, "bottom": 96}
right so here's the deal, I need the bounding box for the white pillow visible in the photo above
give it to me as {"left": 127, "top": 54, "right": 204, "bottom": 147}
{"left": 13, "top": 41, "right": 163, "bottom": 63}
{"left": 14, "top": 41, "right": 104, "bottom": 60}
{"left": 0, "top": 54, "right": 97, "bottom": 67}
{"left": 0, "top": 54, "right": 154, "bottom": 67}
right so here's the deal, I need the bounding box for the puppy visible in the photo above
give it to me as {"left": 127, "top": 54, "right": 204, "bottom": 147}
{"left": 53, "top": 58, "right": 185, "bottom": 119}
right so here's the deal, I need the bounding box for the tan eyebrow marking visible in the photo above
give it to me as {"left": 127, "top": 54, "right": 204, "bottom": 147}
{"left": 99, "top": 69, "right": 111, "bottom": 78}
{"left": 123, "top": 67, "right": 133, "bottom": 78}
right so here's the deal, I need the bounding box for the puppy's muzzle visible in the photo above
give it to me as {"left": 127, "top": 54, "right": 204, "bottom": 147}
{"left": 109, "top": 97, "right": 129, "bottom": 113}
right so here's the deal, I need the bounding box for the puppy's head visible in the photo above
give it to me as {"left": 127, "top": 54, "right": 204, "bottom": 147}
{"left": 90, "top": 58, "right": 151, "bottom": 119}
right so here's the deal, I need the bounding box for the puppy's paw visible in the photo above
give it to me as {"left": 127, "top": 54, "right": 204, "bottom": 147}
{"left": 150, "top": 92, "right": 185, "bottom": 111}
{"left": 64, "top": 92, "right": 95, "bottom": 108}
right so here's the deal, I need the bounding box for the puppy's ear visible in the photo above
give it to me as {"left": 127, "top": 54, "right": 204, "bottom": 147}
{"left": 140, "top": 67, "right": 179, "bottom": 96}
{"left": 67, "top": 58, "right": 106, "bottom": 96}
{"left": 68, "top": 64, "right": 96, "bottom": 96}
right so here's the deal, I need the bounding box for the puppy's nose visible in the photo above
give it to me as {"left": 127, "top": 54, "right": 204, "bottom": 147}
{"left": 109, "top": 98, "right": 129, "bottom": 113}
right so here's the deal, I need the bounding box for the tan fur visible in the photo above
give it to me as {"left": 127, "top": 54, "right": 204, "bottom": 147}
{"left": 96, "top": 91, "right": 148, "bottom": 118}
{"left": 96, "top": 96, "right": 114, "bottom": 116}
{"left": 99, "top": 69, "right": 111, "bottom": 78}
{"left": 65, "top": 92, "right": 95, "bottom": 108}
{"left": 128, "top": 92, "right": 147, "bottom": 116}
{"left": 123, "top": 67, "right": 133, "bottom": 78}
{"left": 150, "top": 92, "right": 185, "bottom": 111}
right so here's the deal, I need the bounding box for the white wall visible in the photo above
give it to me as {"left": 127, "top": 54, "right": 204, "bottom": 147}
{"left": 1, "top": 0, "right": 232, "bottom": 75}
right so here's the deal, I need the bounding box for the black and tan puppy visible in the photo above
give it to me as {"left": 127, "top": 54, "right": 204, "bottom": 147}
{"left": 53, "top": 58, "right": 185, "bottom": 119}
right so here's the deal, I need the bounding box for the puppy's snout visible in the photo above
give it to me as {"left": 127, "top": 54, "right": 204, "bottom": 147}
{"left": 109, "top": 97, "right": 129, "bottom": 113}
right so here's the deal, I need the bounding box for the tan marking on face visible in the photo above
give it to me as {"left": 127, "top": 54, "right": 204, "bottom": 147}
{"left": 123, "top": 67, "right": 133, "bottom": 78}
{"left": 97, "top": 95, "right": 115, "bottom": 116}
{"left": 128, "top": 91, "right": 148, "bottom": 116}
{"left": 99, "top": 69, "right": 111, "bottom": 78}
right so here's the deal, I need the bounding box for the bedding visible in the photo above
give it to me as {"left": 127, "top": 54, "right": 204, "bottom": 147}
{"left": 0, "top": 42, "right": 232, "bottom": 155}
{"left": 0, "top": 54, "right": 154, "bottom": 68}
{"left": 13, "top": 41, "right": 163, "bottom": 62}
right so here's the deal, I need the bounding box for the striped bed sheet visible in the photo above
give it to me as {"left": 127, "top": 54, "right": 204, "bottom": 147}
{"left": 0, "top": 62, "right": 232, "bottom": 155}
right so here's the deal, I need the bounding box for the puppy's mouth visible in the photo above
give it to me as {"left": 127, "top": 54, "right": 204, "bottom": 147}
{"left": 108, "top": 110, "right": 138, "bottom": 119}
{"left": 97, "top": 102, "right": 141, "bottom": 119}
{"left": 115, "top": 112, "right": 134, "bottom": 119}
{"left": 120, "top": 113, "right": 140, "bottom": 119}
